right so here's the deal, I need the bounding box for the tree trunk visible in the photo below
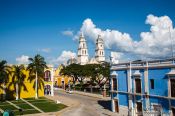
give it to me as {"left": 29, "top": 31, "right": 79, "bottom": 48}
{"left": 35, "top": 71, "right": 38, "bottom": 99}
{"left": 90, "top": 85, "right": 93, "bottom": 93}
{"left": 16, "top": 83, "right": 19, "bottom": 100}
{"left": 3, "top": 83, "right": 6, "bottom": 100}
{"left": 100, "top": 86, "right": 102, "bottom": 95}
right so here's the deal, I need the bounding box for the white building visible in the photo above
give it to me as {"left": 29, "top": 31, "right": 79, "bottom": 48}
{"left": 77, "top": 33, "right": 89, "bottom": 65}
{"left": 95, "top": 35, "right": 105, "bottom": 62}
{"left": 77, "top": 33, "right": 105, "bottom": 65}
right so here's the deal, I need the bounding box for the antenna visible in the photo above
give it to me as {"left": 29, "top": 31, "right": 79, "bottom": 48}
{"left": 169, "top": 27, "right": 174, "bottom": 58}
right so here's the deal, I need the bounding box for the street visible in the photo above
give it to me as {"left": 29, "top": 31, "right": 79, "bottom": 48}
{"left": 54, "top": 90, "right": 117, "bottom": 116}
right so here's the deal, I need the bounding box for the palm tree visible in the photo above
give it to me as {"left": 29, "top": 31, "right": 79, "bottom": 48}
{"left": 9, "top": 65, "right": 27, "bottom": 100}
{"left": 27, "top": 54, "right": 47, "bottom": 99}
{"left": 0, "top": 60, "right": 11, "bottom": 100}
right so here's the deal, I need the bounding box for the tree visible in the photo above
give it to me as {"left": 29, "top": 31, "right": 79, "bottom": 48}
{"left": 60, "top": 62, "right": 110, "bottom": 92}
{"left": 60, "top": 64, "right": 83, "bottom": 88}
{"left": 93, "top": 62, "right": 110, "bottom": 92}
{"left": 27, "top": 54, "right": 47, "bottom": 99}
{"left": 81, "top": 63, "right": 110, "bottom": 93}
{"left": 9, "top": 65, "right": 27, "bottom": 100}
{"left": 0, "top": 60, "right": 11, "bottom": 100}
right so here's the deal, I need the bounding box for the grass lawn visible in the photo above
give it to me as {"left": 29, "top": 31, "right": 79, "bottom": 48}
{"left": 0, "top": 104, "right": 17, "bottom": 111}
{"left": 26, "top": 97, "right": 67, "bottom": 112}
{"left": 0, "top": 97, "right": 67, "bottom": 115}
{"left": 13, "top": 109, "right": 40, "bottom": 115}
{"left": 31, "top": 101, "right": 67, "bottom": 112}
{"left": 16, "top": 103, "right": 33, "bottom": 109}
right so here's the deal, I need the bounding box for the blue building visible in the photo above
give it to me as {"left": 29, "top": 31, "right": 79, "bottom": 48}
{"left": 110, "top": 58, "right": 175, "bottom": 116}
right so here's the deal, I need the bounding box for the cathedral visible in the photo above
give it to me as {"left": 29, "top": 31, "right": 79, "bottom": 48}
{"left": 77, "top": 33, "right": 106, "bottom": 65}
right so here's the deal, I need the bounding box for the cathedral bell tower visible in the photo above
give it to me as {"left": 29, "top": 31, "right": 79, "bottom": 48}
{"left": 95, "top": 35, "right": 105, "bottom": 62}
{"left": 77, "top": 33, "right": 89, "bottom": 65}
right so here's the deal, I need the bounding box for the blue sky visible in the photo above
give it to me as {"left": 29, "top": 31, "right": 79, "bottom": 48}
{"left": 0, "top": 0, "right": 175, "bottom": 64}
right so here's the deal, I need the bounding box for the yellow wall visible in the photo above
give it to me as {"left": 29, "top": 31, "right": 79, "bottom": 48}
{"left": 0, "top": 67, "right": 44, "bottom": 100}
{"left": 54, "top": 65, "right": 72, "bottom": 87}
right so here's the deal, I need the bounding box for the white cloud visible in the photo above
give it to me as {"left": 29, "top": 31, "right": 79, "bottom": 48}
{"left": 48, "top": 51, "right": 76, "bottom": 65}
{"left": 76, "top": 14, "right": 175, "bottom": 60}
{"left": 62, "top": 30, "right": 74, "bottom": 37}
{"left": 111, "top": 52, "right": 124, "bottom": 64}
{"left": 39, "top": 48, "right": 51, "bottom": 53}
{"left": 16, "top": 55, "right": 29, "bottom": 64}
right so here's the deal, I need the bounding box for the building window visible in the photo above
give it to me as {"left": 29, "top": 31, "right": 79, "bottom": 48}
{"left": 44, "top": 70, "right": 51, "bottom": 81}
{"left": 85, "top": 50, "right": 86, "bottom": 55}
{"left": 150, "top": 79, "right": 154, "bottom": 89}
{"left": 135, "top": 78, "right": 141, "bottom": 93}
{"left": 136, "top": 102, "right": 142, "bottom": 115}
{"left": 171, "top": 79, "right": 175, "bottom": 97}
{"left": 112, "top": 78, "right": 117, "bottom": 91}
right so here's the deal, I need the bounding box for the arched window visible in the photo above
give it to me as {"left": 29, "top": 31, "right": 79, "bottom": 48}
{"left": 44, "top": 70, "right": 51, "bottom": 81}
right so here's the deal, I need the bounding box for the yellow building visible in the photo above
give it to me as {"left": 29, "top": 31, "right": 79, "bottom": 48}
{"left": 0, "top": 64, "right": 74, "bottom": 100}
{"left": 54, "top": 65, "right": 72, "bottom": 89}
{"left": 0, "top": 67, "right": 43, "bottom": 100}
{"left": 0, "top": 65, "right": 54, "bottom": 100}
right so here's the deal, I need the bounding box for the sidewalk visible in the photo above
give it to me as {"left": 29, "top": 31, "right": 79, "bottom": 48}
{"left": 56, "top": 88, "right": 110, "bottom": 100}
{"left": 46, "top": 95, "right": 80, "bottom": 116}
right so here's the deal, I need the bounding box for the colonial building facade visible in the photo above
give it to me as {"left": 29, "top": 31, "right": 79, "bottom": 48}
{"left": 44, "top": 65, "right": 54, "bottom": 96}
{"left": 77, "top": 33, "right": 105, "bottom": 65}
{"left": 110, "top": 58, "right": 175, "bottom": 116}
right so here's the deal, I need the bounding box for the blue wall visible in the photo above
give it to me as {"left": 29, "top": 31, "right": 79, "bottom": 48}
{"left": 117, "top": 70, "right": 128, "bottom": 92}
{"left": 171, "top": 100, "right": 175, "bottom": 106}
{"left": 119, "top": 93, "right": 128, "bottom": 106}
{"left": 148, "top": 68, "right": 170, "bottom": 96}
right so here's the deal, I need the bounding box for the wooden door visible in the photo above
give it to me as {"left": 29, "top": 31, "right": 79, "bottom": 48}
{"left": 172, "top": 108, "right": 175, "bottom": 116}
{"left": 136, "top": 102, "right": 143, "bottom": 116}
{"left": 114, "top": 99, "right": 119, "bottom": 112}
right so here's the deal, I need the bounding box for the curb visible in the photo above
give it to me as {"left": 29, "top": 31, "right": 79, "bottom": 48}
{"left": 56, "top": 89, "right": 110, "bottom": 100}
{"left": 73, "top": 91, "right": 104, "bottom": 99}
{"left": 56, "top": 102, "right": 80, "bottom": 116}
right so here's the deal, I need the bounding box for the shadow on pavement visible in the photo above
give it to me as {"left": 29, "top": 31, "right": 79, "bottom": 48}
{"left": 97, "top": 100, "right": 111, "bottom": 111}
